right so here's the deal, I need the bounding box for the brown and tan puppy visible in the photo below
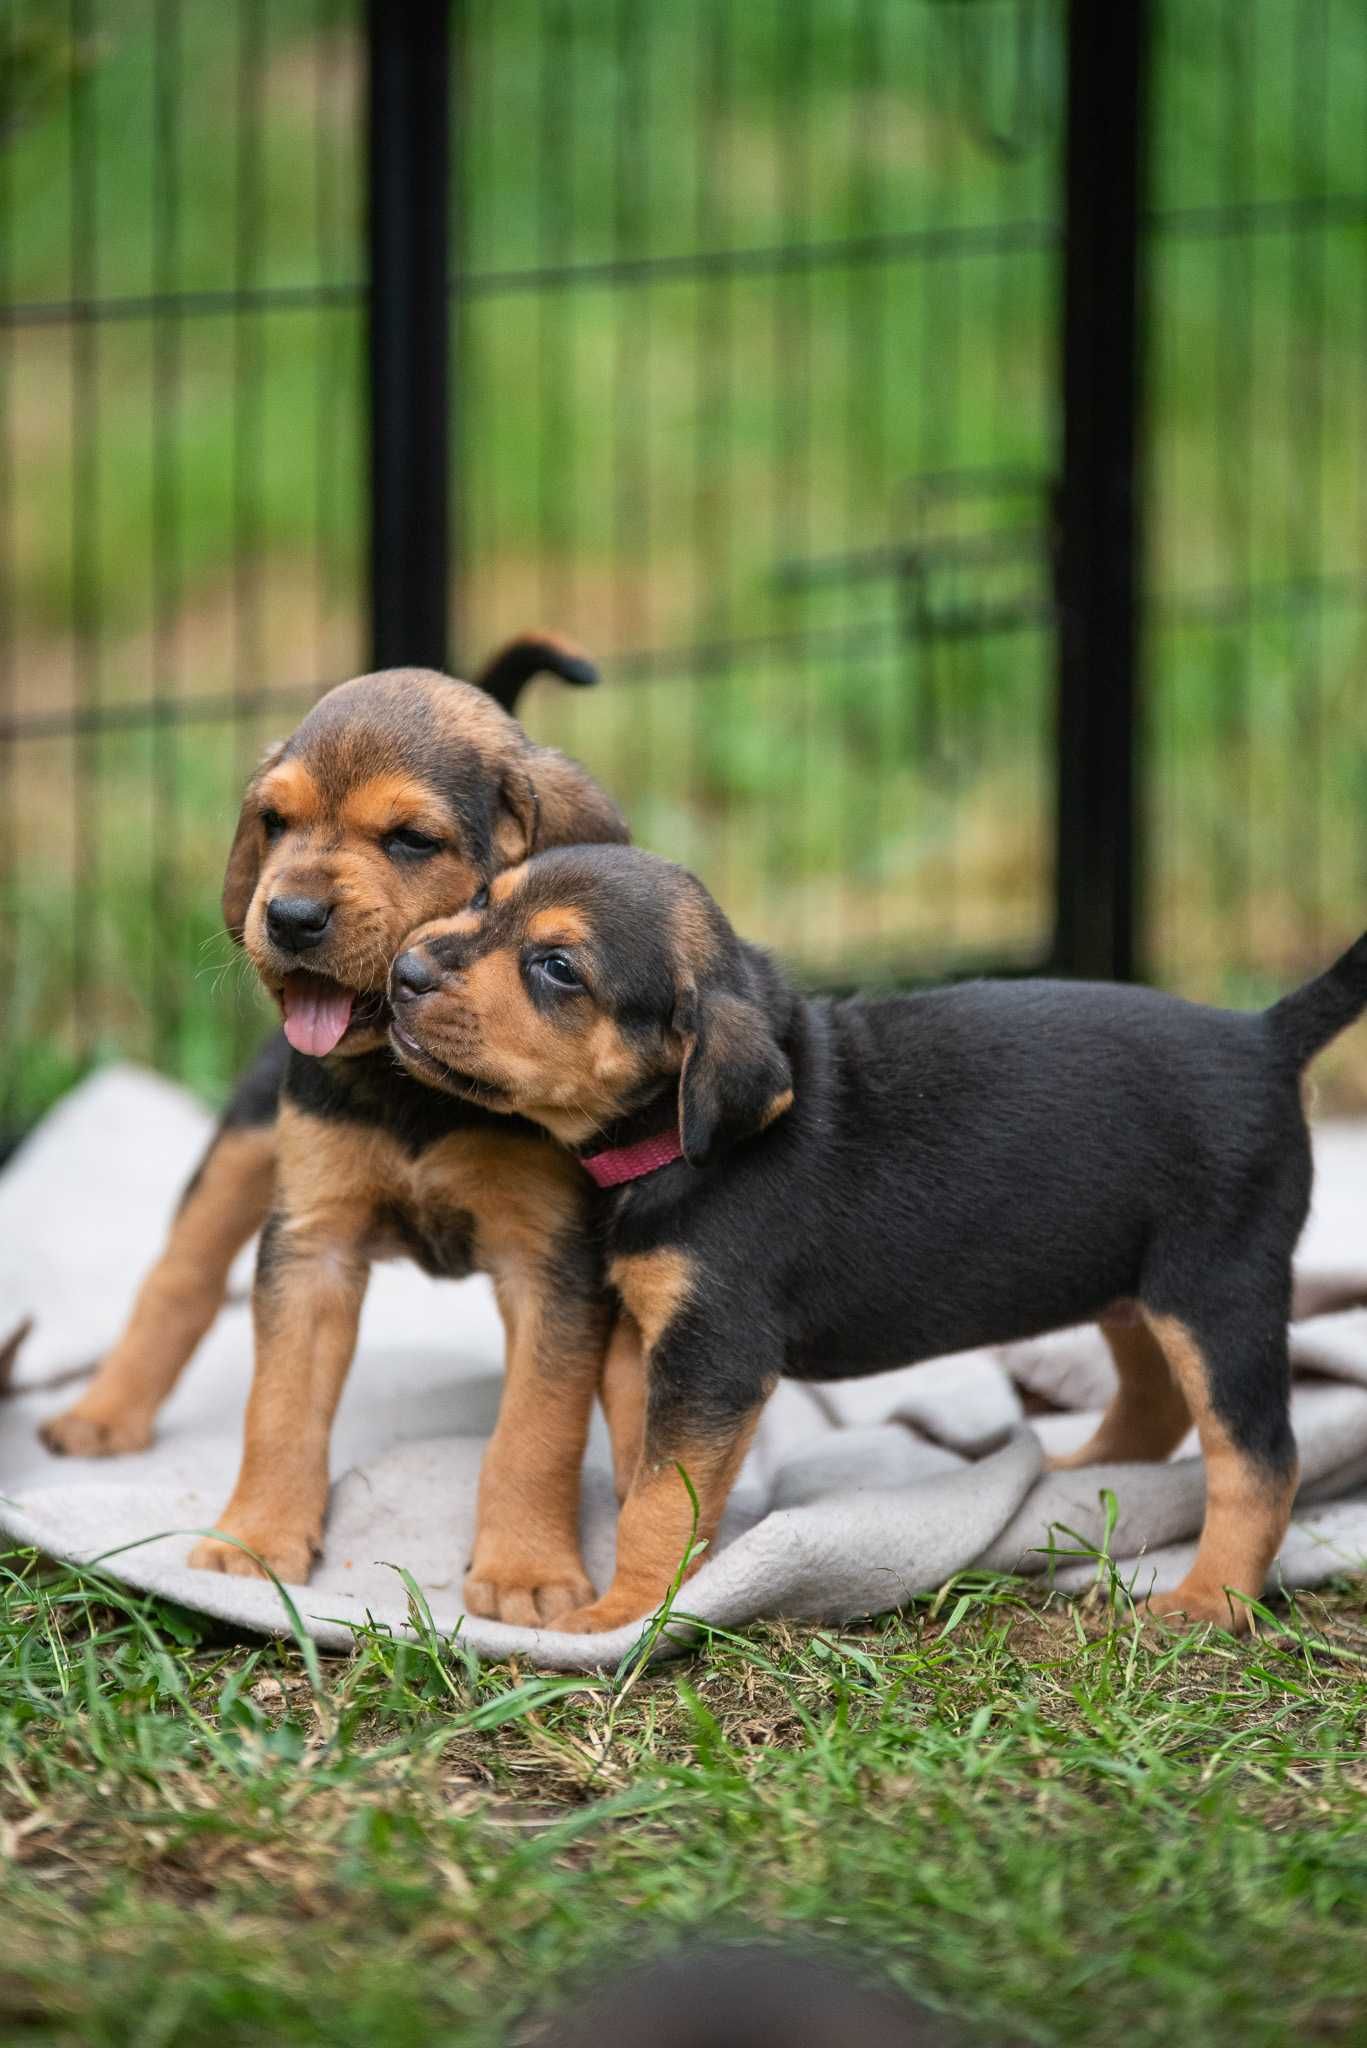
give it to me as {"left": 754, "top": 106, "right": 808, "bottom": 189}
{"left": 43, "top": 638, "right": 628, "bottom": 1624}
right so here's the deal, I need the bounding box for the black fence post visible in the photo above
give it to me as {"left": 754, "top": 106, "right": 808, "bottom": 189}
{"left": 1052, "top": 0, "right": 1149, "bottom": 981}
{"left": 367, "top": 0, "right": 451, "bottom": 673}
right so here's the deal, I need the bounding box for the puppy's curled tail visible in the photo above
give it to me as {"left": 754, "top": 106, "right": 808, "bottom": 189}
{"left": 474, "top": 632, "right": 599, "bottom": 713}
{"left": 1266, "top": 929, "right": 1367, "bottom": 1068}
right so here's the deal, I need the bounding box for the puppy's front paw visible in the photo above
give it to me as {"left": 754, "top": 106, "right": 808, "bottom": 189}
{"left": 40, "top": 1399, "right": 156, "bottom": 1458}
{"left": 1144, "top": 1580, "right": 1249, "bottom": 1634}
{"left": 555, "top": 1588, "right": 657, "bottom": 1636}
{"left": 464, "top": 1553, "right": 594, "bottom": 1627}
{"left": 189, "top": 1524, "right": 318, "bottom": 1585}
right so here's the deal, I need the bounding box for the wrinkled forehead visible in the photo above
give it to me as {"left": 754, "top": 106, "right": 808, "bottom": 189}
{"left": 464, "top": 863, "right": 593, "bottom": 946}
{"left": 259, "top": 674, "right": 509, "bottom": 832}
{"left": 487, "top": 853, "right": 720, "bottom": 985}
{"left": 485, "top": 853, "right": 628, "bottom": 926}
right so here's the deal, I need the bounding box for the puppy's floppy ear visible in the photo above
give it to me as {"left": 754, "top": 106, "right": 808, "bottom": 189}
{"left": 674, "top": 978, "right": 793, "bottom": 1170}
{"left": 494, "top": 762, "right": 540, "bottom": 867}
{"left": 526, "top": 744, "right": 630, "bottom": 850}
{"left": 221, "top": 740, "right": 286, "bottom": 944}
{"left": 474, "top": 632, "right": 598, "bottom": 714}
{"left": 493, "top": 743, "right": 627, "bottom": 868}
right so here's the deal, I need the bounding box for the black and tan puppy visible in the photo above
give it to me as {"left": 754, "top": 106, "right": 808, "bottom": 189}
{"left": 43, "top": 638, "right": 627, "bottom": 1624}
{"left": 388, "top": 844, "right": 1367, "bottom": 1635}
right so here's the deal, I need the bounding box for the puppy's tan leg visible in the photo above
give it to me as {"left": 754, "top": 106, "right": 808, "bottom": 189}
{"left": 463, "top": 1268, "right": 604, "bottom": 1626}
{"left": 1143, "top": 1310, "right": 1298, "bottom": 1633}
{"left": 1045, "top": 1315, "right": 1193, "bottom": 1471}
{"left": 41, "top": 1125, "right": 275, "bottom": 1457}
{"left": 189, "top": 1210, "right": 369, "bottom": 1584}
{"left": 599, "top": 1314, "right": 646, "bottom": 1504}
{"left": 557, "top": 1409, "right": 762, "bottom": 1636}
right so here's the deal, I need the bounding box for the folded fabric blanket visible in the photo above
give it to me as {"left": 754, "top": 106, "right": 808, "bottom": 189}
{"left": 3, "top": 1067, "right": 1366, "bottom": 1670}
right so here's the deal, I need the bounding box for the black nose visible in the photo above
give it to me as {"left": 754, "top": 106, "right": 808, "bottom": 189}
{"left": 265, "top": 895, "right": 333, "bottom": 954}
{"left": 391, "top": 949, "right": 440, "bottom": 1001}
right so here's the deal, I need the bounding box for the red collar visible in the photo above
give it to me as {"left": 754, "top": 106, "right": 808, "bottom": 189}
{"left": 580, "top": 1128, "right": 684, "bottom": 1188}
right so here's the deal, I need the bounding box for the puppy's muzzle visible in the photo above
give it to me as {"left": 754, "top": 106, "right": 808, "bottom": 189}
{"left": 391, "top": 949, "right": 444, "bottom": 1002}
{"left": 390, "top": 925, "right": 475, "bottom": 1005}
{"left": 266, "top": 894, "right": 334, "bottom": 955}
{"left": 388, "top": 942, "right": 485, "bottom": 1092}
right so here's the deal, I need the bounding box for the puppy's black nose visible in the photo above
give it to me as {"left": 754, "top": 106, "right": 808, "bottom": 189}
{"left": 391, "top": 950, "right": 440, "bottom": 1001}
{"left": 265, "top": 895, "right": 333, "bottom": 953}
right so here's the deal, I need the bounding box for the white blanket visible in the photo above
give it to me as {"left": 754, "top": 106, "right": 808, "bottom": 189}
{"left": 3, "top": 1067, "right": 1366, "bottom": 1670}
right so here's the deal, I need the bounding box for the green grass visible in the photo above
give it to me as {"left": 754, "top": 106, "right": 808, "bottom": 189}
{"left": 6, "top": 0, "right": 1367, "bottom": 1121}
{"left": 3, "top": 1550, "right": 1367, "bottom": 2045}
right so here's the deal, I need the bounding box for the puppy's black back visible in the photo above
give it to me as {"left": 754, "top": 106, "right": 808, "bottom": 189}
{"left": 618, "top": 973, "right": 1311, "bottom": 1380}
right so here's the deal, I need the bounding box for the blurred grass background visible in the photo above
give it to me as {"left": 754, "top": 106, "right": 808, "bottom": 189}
{"left": 2, "top": 0, "right": 1366, "bottom": 1126}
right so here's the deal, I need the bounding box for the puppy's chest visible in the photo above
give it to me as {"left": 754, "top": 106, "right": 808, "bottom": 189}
{"left": 356, "top": 1130, "right": 584, "bottom": 1279}
{"left": 350, "top": 1137, "right": 483, "bottom": 1278}
{"left": 369, "top": 1187, "right": 477, "bottom": 1278}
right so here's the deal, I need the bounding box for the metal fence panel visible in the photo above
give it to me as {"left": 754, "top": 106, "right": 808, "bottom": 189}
{"left": 2, "top": 0, "right": 368, "bottom": 1129}
{"left": 458, "top": 0, "right": 1064, "bottom": 992}
{"left": 3, "top": 0, "right": 1366, "bottom": 1138}
{"left": 1147, "top": 0, "right": 1367, "bottom": 1111}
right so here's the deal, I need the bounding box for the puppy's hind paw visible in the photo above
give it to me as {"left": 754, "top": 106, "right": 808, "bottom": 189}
{"left": 40, "top": 1407, "right": 155, "bottom": 1458}
{"left": 1143, "top": 1580, "right": 1252, "bottom": 1635}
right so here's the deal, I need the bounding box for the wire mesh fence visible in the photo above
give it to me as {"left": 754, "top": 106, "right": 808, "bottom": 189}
{"left": 1, "top": 0, "right": 1365, "bottom": 1142}
{"left": 2, "top": 0, "right": 368, "bottom": 1125}
{"left": 460, "top": 0, "right": 1063, "bottom": 1002}
{"left": 1147, "top": 0, "right": 1367, "bottom": 1050}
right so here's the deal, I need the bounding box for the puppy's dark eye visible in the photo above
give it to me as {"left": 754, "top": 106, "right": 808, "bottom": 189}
{"left": 384, "top": 827, "right": 442, "bottom": 860}
{"left": 535, "top": 952, "right": 583, "bottom": 993}
{"left": 469, "top": 884, "right": 490, "bottom": 911}
{"left": 260, "top": 808, "right": 287, "bottom": 842}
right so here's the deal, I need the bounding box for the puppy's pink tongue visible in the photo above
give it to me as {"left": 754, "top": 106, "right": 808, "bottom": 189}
{"left": 281, "top": 975, "right": 353, "bottom": 1056}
